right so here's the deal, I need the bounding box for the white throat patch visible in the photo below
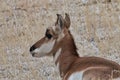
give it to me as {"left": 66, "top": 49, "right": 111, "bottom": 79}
{"left": 54, "top": 48, "right": 62, "bottom": 63}
{"left": 33, "top": 40, "right": 55, "bottom": 57}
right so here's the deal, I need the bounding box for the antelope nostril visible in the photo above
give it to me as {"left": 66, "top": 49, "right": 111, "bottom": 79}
{"left": 30, "top": 46, "right": 36, "bottom": 52}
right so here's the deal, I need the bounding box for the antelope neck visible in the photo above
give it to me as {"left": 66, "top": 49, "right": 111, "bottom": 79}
{"left": 53, "top": 32, "right": 79, "bottom": 77}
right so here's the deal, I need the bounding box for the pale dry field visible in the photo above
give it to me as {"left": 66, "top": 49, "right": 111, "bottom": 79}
{"left": 0, "top": 0, "right": 120, "bottom": 80}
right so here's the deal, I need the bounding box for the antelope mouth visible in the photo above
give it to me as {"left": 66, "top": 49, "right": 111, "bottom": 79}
{"left": 30, "top": 51, "right": 36, "bottom": 57}
{"left": 31, "top": 52, "right": 35, "bottom": 57}
{"left": 30, "top": 52, "right": 44, "bottom": 57}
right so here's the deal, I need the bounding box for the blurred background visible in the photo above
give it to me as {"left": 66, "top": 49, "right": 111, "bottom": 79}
{"left": 0, "top": 0, "right": 120, "bottom": 80}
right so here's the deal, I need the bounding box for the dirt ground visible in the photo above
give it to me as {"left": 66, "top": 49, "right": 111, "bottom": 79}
{"left": 0, "top": 0, "right": 120, "bottom": 80}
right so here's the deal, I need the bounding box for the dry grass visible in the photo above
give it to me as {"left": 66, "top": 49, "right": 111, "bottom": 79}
{"left": 0, "top": 0, "right": 120, "bottom": 80}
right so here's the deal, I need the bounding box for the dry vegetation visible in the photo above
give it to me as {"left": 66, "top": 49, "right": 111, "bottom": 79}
{"left": 0, "top": 0, "right": 120, "bottom": 80}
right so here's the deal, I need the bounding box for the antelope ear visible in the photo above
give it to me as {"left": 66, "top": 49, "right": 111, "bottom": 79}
{"left": 55, "top": 14, "right": 64, "bottom": 34}
{"left": 64, "top": 13, "right": 71, "bottom": 29}
{"left": 55, "top": 14, "right": 64, "bottom": 28}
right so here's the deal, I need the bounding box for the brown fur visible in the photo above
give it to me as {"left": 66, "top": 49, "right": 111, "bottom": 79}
{"left": 56, "top": 29, "right": 120, "bottom": 79}
{"left": 30, "top": 13, "right": 120, "bottom": 80}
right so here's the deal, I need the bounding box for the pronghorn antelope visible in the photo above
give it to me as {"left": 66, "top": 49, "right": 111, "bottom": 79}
{"left": 29, "top": 13, "right": 120, "bottom": 80}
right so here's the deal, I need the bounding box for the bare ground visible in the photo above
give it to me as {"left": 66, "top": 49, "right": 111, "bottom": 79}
{"left": 0, "top": 0, "right": 120, "bottom": 80}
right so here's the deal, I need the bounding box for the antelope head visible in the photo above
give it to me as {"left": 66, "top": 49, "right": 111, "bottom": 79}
{"left": 29, "top": 13, "right": 71, "bottom": 57}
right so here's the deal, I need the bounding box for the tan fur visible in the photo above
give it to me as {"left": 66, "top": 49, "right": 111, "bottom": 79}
{"left": 30, "top": 13, "right": 120, "bottom": 80}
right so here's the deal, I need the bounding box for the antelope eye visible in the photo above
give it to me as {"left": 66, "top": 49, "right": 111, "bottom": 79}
{"left": 45, "top": 29, "right": 53, "bottom": 39}
{"left": 46, "top": 33, "right": 52, "bottom": 39}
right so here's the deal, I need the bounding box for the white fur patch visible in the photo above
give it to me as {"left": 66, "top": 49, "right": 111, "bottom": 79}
{"left": 56, "top": 62, "right": 60, "bottom": 75}
{"left": 32, "top": 40, "right": 55, "bottom": 57}
{"left": 54, "top": 48, "right": 62, "bottom": 76}
{"left": 57, "top": 32, "right": 65, "bottom": 42}
{"left": 113, "top": 78, "right": 120, "bottom": 80}
{"left": 54, "top": 48, "right": 62, "bottom": 63}
{"left": 68, "top": 71, "right": 84, "bottom": 80}
{"left": 52, "top": 26, "right": 56, "bottom": 32}
{"left": 56, "top": 63, "right": 60, "bottom": 70}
